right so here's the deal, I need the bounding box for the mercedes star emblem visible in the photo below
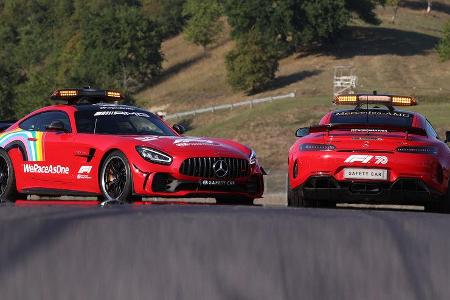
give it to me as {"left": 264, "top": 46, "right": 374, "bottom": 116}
{"left": 213, "top": 160, "right": 229, "bottom": 178}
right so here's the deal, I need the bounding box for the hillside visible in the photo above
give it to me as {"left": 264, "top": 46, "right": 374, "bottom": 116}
{"left": 135, "top": 0, "right": 450, "bottom": 175}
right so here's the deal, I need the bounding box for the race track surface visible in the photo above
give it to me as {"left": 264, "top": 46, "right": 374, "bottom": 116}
{"left": 1, "top": 204, "right": 449, "bottom": 300}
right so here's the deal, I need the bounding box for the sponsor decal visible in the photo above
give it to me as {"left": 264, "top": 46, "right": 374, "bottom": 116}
{"left": 174, "top": 138, "right": 216, "bottom": 147}
{"left": 199, "top": 180, "right": 235, "bottom": 186}
{"left": 0, "top": 129, "right": 45, "bottom": 161}
{"left": 77, "top": 166, "right": 92, "bottom": 179}
{"left": 344, "top": 155, "right": 388, "bottom": 165}
{"left": 334, "top": 111, "right": 411, "bottom": 118}
{"left": 96, "top": 104, "right": 135, "bottom": 110}
{"left": 351, "top": 129, "right": 388, "bottom": 133}
{"left": 94, "top": 111, "right": 149, "bottom": 117}
{"left": 23, "top": 163, "right": 69, "bottom": 175}
{"left": 135, "top": 136, "right": 159, "bottom": 142}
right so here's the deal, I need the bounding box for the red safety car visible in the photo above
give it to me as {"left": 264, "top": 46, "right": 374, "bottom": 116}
{"left": 0, "top": 88, "right": 264, "bottom": 204}
{"left": 288, "top": 94, "right": 450, "bottom": 211}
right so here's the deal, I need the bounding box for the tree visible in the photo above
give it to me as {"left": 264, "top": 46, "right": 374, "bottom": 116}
{"left": 68, "top": 5, "right": 163, "bottom": 92}
{"left": 437, "top": 21, "right": 450, "bottom": 61}
{"left": 142, "top": 0, "right": 187, "bottom": 38}
{"left": 0, "top": 64, "right": 17, "bottom": 120}
{"left": 225, "top": 30, "right": 278, "bottom": 94}
{"left": 183, "top": 0, "right": 223, "bottom": 51}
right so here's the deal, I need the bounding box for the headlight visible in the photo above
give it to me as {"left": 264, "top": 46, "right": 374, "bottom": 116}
{"left": 300, "top": 143, "right": 336, "bottom": 151}
{"left": 136, "top": 146, "right": 172, "bottom": 165}
{"left": 396, "top": 146, "right": 437, "bottom": 155}
{"left": 249, "top": 149, "right": 257, "bottom": 165}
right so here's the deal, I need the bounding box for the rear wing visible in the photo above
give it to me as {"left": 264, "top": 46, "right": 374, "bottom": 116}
{"left": 0, "top": 120, "right": 16, "bottom": 133}
{"left": 309, "top": 123, "right": 427, "bottom": 136}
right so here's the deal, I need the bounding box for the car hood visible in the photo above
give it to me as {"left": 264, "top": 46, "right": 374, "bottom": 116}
{"left": 123, "top": 135, "right": 251, "bottom": 159}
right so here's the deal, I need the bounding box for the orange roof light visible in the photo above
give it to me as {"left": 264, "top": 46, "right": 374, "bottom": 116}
{"left": 334, "top": 94, "right": 417, "bottom": 106}
{"left": 106, "top": 91, "right": 122, "bottom": 98}
{"left": 58, "top": 90, "right": 79, "bottom": 97}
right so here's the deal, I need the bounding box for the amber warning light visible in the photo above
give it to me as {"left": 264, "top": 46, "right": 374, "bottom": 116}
{"left": 334, "top": 94, "right": 417, "bottom": 106}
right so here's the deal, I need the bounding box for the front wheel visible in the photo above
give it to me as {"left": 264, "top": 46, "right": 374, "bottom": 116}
{"left": 0, "top": 148, "right": 19, "bottom": 203}
{"left": 100, "top": 151, "right": 133, "bottom": 203}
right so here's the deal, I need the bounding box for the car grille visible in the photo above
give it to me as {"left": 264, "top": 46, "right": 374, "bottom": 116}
{"left": 179, "top": 157, "right": 250, "bottom": 179}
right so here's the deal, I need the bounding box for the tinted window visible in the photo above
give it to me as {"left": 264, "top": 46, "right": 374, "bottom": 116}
{"left": 75, "top": 110, "right": 175, "bottom": 136}
{"left": 330, "top": 110, "right": 414, "bottom": 127}
{"left": 425, "top": 120, "right": 438, "bottom": 139}
{"left": 20, "top": 111, "right": 71, "bottom": 132}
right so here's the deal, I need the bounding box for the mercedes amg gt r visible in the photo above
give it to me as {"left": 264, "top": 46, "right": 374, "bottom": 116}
{"left": 288, "top": 93, "right": 450, "bottom": 211}
{"left": 0, "top": 88, "right": 264, "bottom": 204}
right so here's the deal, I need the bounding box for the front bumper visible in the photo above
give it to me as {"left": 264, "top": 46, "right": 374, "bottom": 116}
{"left": 131, "top": 161, "right": 264, "bottom": 198}
{"left": 300, "top": 176, "right": 443, "bottom": 204}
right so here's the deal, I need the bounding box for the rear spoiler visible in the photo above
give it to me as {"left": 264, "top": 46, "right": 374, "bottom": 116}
{"left": 0, "top": 120, "right": 17, "bottom": 133}
{"left": 309, "top": 123, "right": 427, "bottom": 136}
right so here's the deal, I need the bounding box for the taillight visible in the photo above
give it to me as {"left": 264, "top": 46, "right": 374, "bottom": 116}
{"left": 300, "top": 143, "right": 336, "bottom": 151}
{"left": 396, "top": 146, "right": 437, "bottom": 155}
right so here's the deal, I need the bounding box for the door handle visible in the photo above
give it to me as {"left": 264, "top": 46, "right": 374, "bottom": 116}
{"left": 28, "top": 138, "right": 37, "bottom": 142}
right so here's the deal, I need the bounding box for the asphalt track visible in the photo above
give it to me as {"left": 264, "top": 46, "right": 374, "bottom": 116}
{"left": 1, "top": 203, "right": 450, "bottom": 300}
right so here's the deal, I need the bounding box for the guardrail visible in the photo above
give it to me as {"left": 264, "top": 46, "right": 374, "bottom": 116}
{"left": 165, "top": 92, "right": 296, "bottom": 120}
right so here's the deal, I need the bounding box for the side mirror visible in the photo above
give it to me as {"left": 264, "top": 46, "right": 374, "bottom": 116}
{"left": 173, "top": 124, "right": 186, "bottom": 135}
{"left": 445, "top": 131, "right": 450, "bottom": 143}
{"left": 45, "top": 120, "right": 67, "bottom": 132}
{"left": 295, "top": 127, "right": 310, "bottom": 138}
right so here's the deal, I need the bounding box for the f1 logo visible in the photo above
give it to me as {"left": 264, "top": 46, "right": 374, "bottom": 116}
{"left": 78, "top": 166, "right": 92, "bottom": 174}
{"left": 345, "top": 155, "right": 388, "bottom": 165}
{"left": 345, "top": 155, "right": 373, "bottom": 163}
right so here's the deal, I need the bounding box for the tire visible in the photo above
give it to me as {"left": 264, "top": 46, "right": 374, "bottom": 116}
{"left": 99, "top": 151, "right": 133, "bottom": 203}
{"left": 288, "top": 188, "right": 315, "bottom": 207}
{"left": 215, "top": 195, "right": 254, "bottom": 205}
{"left": 0, "top": 148, "right": 19, "bottom": 203}
{"left": 426, "top": 181, "right": 450, "bottom": 213}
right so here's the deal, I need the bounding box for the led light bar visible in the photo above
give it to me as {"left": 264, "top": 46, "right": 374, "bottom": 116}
{"left": 334, "top": 94, "right": 417, "bottom": 106}
{"left": 50, "top": 88, "right": 124, "bottom": 104}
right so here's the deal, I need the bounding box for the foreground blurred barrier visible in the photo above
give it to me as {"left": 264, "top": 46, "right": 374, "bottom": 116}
{"left": 0, "top": 205, "right": 449, "bottom": 299}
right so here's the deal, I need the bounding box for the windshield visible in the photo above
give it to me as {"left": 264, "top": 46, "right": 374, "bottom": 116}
{"left": 330, "top": 110, "right": 414, "bottom": 128}
{"left": 75, "top": 110, "right": 176, "bottom": 136}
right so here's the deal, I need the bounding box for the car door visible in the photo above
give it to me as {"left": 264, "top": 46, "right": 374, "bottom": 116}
{"left": 19, "top": 111, "right": 75, "bottom": 190}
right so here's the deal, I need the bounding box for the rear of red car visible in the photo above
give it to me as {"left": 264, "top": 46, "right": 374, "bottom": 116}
{"left": 288, "top": 94, "right": 450, "bottom": 210}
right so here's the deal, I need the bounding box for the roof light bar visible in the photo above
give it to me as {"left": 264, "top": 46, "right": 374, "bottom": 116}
{"left": 50, "top": 88, "right": 124, "bottom": 104}
{"left": 334, "top": 94, "right": 417, "bottom": 106}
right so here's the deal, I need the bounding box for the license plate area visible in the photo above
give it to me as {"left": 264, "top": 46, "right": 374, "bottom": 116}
{"left": 199, "top": 179, "right": 236, "bottom": 186}
{"left": 343, "top": 168, "right": 388, "bottom": 181}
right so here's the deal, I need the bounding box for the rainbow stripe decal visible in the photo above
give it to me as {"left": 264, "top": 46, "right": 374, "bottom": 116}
{"left": 0, "top": 129, "right": 45, "bottom": 161}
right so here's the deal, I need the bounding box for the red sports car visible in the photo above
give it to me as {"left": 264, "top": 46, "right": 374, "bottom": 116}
{"left": 288, "top": 94, "right": 450, "bottom": 211}
{"left": 0, "top": 88, "right": 264, "bottom": 204}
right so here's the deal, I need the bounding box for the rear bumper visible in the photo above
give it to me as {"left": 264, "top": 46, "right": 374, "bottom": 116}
{"left": 300, "top": 176, "right": 444, "bottom": 204}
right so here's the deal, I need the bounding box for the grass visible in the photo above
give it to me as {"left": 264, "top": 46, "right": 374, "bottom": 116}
{"left": 134, "top": 0, "right": 450, "bottom": 171}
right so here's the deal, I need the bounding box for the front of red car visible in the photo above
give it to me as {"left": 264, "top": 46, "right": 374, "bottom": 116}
{"left": 123, "top": 135, "right": 264, "bottom": 200}
{"left": 288, "top": 94, "right": 450, "bottom": 209}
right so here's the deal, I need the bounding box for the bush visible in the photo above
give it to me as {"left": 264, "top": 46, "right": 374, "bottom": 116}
{"left": 438, "top": 21, "right": 450, "bottom": 61}
{"left": 225, "top": 30, "right": 279, "bottom": 94}
{"left": 183, "top": 0, "right": 223, "bottom": 50}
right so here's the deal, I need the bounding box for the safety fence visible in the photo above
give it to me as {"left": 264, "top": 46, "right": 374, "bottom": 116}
{"left": 165, "top": 92, "right": 296, "bottom": 120}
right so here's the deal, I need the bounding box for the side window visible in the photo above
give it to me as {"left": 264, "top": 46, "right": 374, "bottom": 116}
{"left": 425, "top": 119, "right": 439, "bottom": 139}
{"left": 19, "top": 111, "right": 72, "bottom": 132}
{"left": 19, "top": 114, "right": 41, "bottom": 131}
